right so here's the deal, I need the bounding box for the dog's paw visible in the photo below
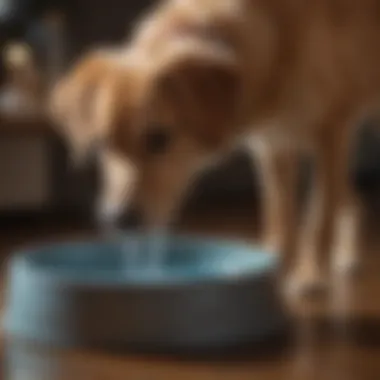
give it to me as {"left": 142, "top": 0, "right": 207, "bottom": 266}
{"left": 262, "top": 238, "right": 281, "bottom": 255}
{"left": 332, "top": 253, "right": 361, "bottom": 277}
{"left": 283, "top": 268, "right": 328, "bottom": 299}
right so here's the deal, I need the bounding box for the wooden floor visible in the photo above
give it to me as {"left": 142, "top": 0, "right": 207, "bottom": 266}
{"left": 1, "top": 211, "right": 380, "bottom": 380}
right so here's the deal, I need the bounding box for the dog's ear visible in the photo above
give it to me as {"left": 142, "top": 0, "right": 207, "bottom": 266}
{"left": 154, "top": 40, "right": 241, "bottom": 149}
{"left": 49, "top": 52, "right": 122, "bottom": 165}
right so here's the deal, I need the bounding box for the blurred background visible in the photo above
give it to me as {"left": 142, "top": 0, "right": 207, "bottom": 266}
{"left": 0, "top": 0, "right": 379, "bottom": 231}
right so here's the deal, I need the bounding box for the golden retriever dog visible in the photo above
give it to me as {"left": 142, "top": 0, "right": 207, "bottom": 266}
{"left": 51, "top": 0, "right": 380, "bottom": 296}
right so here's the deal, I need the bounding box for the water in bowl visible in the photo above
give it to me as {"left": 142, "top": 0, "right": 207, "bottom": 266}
{"left": 25, "top": 235, "right": 276, "bottom": 284}
{"left": 118, "top": 228, "right": 170, "bottom": 275}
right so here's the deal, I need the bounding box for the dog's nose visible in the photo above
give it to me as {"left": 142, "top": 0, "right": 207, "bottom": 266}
{"left": 96, "top": 201, "right": 143, "bottom": 231}
{"left": 118, "top": 208, "right": 143, "bottom": 229}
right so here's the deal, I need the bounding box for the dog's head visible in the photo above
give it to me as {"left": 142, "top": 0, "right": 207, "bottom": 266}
{"left": 129, "top": 39, "right": 242, "bottom": 227}
{"left": 50, "top": 41, "right": 241, "bottom": 229}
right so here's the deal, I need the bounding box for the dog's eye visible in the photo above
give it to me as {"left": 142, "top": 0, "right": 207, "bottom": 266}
{"left": 144, "top": 128, "right": 171, "bottom": 155}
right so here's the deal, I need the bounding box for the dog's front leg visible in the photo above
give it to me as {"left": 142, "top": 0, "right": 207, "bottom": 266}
{"left": 96, "top": 150, "right": 137, "bottom": 231}
{"left": 287, "top": 117, "right": 356, "bottom": 297}
{"left": 331, "top": 128, "right": 362, "bottom": 276}
{"left": 249, "top": 137, "right": 299, "bottom": 270}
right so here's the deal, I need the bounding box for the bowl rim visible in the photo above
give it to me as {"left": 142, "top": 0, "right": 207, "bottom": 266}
{"left": 9, "top": 233, "right": 278, "bottom": 289}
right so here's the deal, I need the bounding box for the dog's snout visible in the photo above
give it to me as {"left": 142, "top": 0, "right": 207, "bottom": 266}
{"left": 118, "top": 208, "right": 143, "bottom": 229}
{"left": 96, "top": 201, "right": 143, "bottom": 231}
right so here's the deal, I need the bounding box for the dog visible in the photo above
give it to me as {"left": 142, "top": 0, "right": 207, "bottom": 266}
{"left": 51, "top": 0, "right": 380, "bottom": 296}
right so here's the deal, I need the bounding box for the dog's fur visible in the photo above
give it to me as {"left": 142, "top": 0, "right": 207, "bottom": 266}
{"left": 50, "top": 0, "right": 380, "bottom": 295}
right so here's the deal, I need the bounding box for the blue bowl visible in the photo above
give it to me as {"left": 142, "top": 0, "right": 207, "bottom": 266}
{"left": 4, "top": 234, "right": 287, "bottom": 352}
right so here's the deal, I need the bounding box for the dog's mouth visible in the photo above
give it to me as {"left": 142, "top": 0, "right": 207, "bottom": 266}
{"left": 117, "top": 208, "right": 144, "bottom": 229}
{"left": 96, "top": 207, "right": 143, "bottom": 233}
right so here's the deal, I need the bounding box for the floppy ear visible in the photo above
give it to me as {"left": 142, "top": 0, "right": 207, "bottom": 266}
{"left": 49, "top": 52, "right": 122, "bottom": 165}
{"left": 154, "top": 41, "right": 241, "bottom": 148}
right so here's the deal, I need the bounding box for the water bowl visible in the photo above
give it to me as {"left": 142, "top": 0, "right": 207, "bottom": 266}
{"left": 3, "top": 233, "right": 288, "bottom": 352}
